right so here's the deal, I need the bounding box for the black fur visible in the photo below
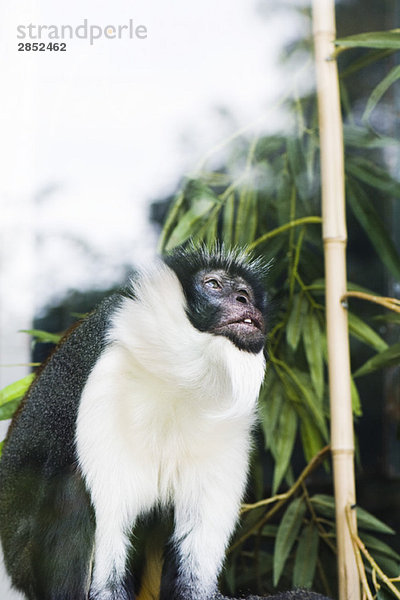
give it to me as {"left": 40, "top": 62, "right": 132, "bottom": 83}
{"left": 0, "top": 247, "right": 271, "bottom": 600}
{"left": 0, "top": 296, "right": 118, "bottom": 599}
{"left": 165, "top": 246, "right": 268, "bottom": 353}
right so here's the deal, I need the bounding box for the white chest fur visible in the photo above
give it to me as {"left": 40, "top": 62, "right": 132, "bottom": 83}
{"left": 75, "top": 263, "right": 265, "bottom": 592}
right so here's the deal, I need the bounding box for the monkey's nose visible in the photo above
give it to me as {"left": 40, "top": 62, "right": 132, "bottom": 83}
{"left": 236, "top": 294, "right": 248, "bottom": 304}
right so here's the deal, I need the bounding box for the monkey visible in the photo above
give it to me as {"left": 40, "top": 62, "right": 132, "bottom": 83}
{"left": 0, "top": 245, "right": 333, "bottom": 600}
{"left": 0, "top": 245, "right": 269, "bottom": 600}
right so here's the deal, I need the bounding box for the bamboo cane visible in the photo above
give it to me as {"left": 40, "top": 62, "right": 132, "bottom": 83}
{"left": 312, "top": 2, "right": 360, "bottom": 599}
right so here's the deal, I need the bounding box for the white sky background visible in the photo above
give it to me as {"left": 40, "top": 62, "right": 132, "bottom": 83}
{"left": 0, "top": 0, "right": 308, "bottom": 310}
{"left": 0, "top": 0, "right": 311, "bottom": 388}
{"left": 0, "top": 1, "right": 309, "bottom": 596}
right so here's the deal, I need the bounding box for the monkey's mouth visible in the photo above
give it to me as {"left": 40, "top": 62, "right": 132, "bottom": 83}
{"left": 210, "top": 311, "right": 266, "bottom": 353}
{"left": 214, "top": 315, "right": 264, "bottom": 333}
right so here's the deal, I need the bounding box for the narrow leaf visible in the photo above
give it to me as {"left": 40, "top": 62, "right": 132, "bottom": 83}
{"left": 311, "top": 495, "right": 395, "bottom": 534}
{"left": 350, "top": 377, "right": 362, "bottom": 417}
{"left": 335, "top": 30, "right": 400, "bottom": 50}
{"left": 272, "top": 401, "right": 297, "bottom": 494}
{"left": 348, "top": 312, "right": 388, "bottom": 352}
{"left": 360, "top": 533, "right": 400, "bottom": 561}
{"left": 274, "top": 497, "right": 307, "bottom": 586}
{"left": 356, "top": 506, "right": 395, "bottom": 534}
{"left": 165, "top": 181, "right": 220, "bottom": 250}
{"left": 374, "top": 555, "right": 400, "bottom": 578}
{"left": 261, "top": 524, "right": 279, "bottom": 537}
{"left": 290, "top": 368, "right": 328, "bottom": 441}
{"left": 276, "top": 172, "right": 293, "bottom": 224}
{"left": 343, "top": 124, "right": 400, "bottom": 149}
{"left": 300, "top": 415, "right": 325, "bottom": 464}
{"left": 0, "top": 398, "right": 21, "bottom": 421}
{"left": 158, "top": 190, "right": 185, "bottom": 253}
{"left": 287, "top": 137, "right": 308, "bottom": 203}
{"left": 303, "top": 311, "right": 324, "bottom": 398}
{"left": 341, "top": 49, "right": 395, "bottom": 80}
{"left": 347, "top": 159, "right": 400, "bottom": 197}
{"left": 310, "top": 494, "right": 336, "bottom": 519}
{"left": 363, "top": 64, "right": 400, "bottom": 122}
{"left": 234, "top": 187, "right": 258, "bottom": 246}
{"left": 259, "top": 380, "right": 284, "bottom": 451}
{"left": 347, "top": 180, "right": 400, "bottom": 280}
{"left": 354, "top": 342, "right": 400, "bottom": 377}
{"left": 293, "top": 523, "right": 319, "bottom": 588}
{"left": 0, "top": 374, "right": 35, "bottom": 407}
{"left": 287, "top": 293, "right": 308, "bottom": 351}
{"left": 20, "top": 329, "right": 61, "bottom": 344}
{"left": 222, "top": 193, "right": 235, "bottom": 248}
{"left": 203, "top": 211, "right": 219, "bottom": 247}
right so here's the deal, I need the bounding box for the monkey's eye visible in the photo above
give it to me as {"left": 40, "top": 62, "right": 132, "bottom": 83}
{"left": 204, "top": 278, "right": 222, "bottom": 290}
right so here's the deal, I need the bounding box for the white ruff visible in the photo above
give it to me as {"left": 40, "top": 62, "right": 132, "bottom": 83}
{"left": 76, "top": 262, "right": 266, "bottom": 595}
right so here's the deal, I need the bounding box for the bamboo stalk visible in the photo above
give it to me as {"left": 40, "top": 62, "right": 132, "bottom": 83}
{"left": 312, "top": 2, "right": 361, "bottom": 599}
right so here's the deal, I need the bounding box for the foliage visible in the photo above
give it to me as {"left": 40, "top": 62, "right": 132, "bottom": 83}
{"left": 156, "top": 28, "right": 400, "bottom": 598}
{"left": 1, "top": 17, "right": 400, "bottom": 600}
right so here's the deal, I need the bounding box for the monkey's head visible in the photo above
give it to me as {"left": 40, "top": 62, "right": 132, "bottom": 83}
{"left": 164, "top": 246, "right": 267, "bottom": 354}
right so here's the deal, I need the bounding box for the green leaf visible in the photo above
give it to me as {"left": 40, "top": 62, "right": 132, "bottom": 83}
{"left": 293, "top": 523, "right": 319, "bottom": 588}
{"left": 271, "top": 401, "right": 298, "bottom": 494}
{"left": 276, "top": 173, "right": 293, "bottom": 224}
{"left": 222, "top": 193, "right": 235, "bottom": 248}
{"left": 0, "top": 398, "right": 21, "bottom": 420}
{"left": 203, "top": 211, "right": 219, "bottom": 247}
{"left": 363, "top": 65, "right": 400, "bottom": 123}
{"left": 350, "top": 377, "right": 362, "bottom": 417}
{"left": 373, "top": 313, "right": 400, "bottom": 324}
{"left": 374, "top": 556, "right": 400, "bottom": 579}
{"left": 273, "top": 497, "right": 307, "bottom": 586}
{"left": 377, "top": 587, "right": 399, "bottom": 600}
{"left": 0, "top": 374, "right": 35, "bottom": 408}
{"left": 311, "top": 495, "right": 395, "bottom": 534}
{"left": 348, "top": 312, "right": 388, "bottom": 352}
{"left": 287, "top": 293, "right": 308, "bottom": 351}
{"left": 302, "top": 311, "right": 324, "bottom": 399}
{"left": 259, "top": 379, "right": 284, "bottom": 451}
{"left": 343, "top": 124, "right": 400, "bottom": 149}
{"left": 158, "top": 190, "right": 185, "bottom": 252}
{"left": 360, "top": 533, "right": 400, "bottom": 561}
{"left": 234, "top": 187, "right": 258, "bottom": 246}
{"left": 20, "top": 329, "right": 61, "bottom": 344}
{"left": 261, "top": 524, "right": 279, "bottom": 537}
{"left": 335, "top": 30, "right": 400, "bottom": 50}
{"left": 290, "top": 368, "right": 328, "bottom": 441}
{"left": 347, "top": 158, "right": 400, "bottom": 197}
{"left": 354, "top": 342, "right": 400, "bottom": 377}
{"left": 310, "top": 494, "right": 336, "bottom": 520}
{"left": 356, "top": 506, "right": 395, "bottom": 534}
{"left": 287, "top": 137, "right": 308, "bottom": 203}
{"left": 347, "top": 180, "right": 400, "bottom": 281}
{"left": 299, "top": 415, "right": 325, "bottom": 464}
{"left": 341, "top": 49, "right": 395, "bottom": 79}
{"left": 165, "top": 180, "right": 220, "bottom": 251}
{"left": 0, "top": 441, "right": 3, "bottom": 457}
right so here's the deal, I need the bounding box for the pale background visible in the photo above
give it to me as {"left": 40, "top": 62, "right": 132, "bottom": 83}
{"left": 0, "top": 0, "right": 306, "bottom": 596}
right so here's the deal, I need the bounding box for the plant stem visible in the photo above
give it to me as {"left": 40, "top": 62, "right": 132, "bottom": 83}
{"left": 313, "top": 1, "right": 360, "bottom": 599}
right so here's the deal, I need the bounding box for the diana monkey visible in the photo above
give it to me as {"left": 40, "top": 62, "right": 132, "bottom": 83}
{"left": 0, "top": 246, "right": 326, "bottom": 600}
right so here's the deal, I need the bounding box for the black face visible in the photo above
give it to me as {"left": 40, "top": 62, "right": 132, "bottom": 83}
{"left": 164, "top": 247, "right": 267, "bottom": 354}
{"left": 190, "top": 269, "right": 266, "bottom": 353}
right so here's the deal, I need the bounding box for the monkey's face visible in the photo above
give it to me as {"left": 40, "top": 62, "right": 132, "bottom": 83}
{"left": 187, "top": 269, "right": 266, "bottom": 354}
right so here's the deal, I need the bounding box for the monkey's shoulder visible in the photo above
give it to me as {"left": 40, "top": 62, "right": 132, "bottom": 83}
{"left": 2, "top": 294, "right": 120, "bottom": 464}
